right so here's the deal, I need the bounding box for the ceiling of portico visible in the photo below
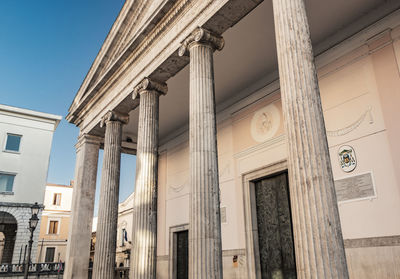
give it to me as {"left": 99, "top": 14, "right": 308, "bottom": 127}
{"left": 119, "top": 0, "right": 397, "bottom": 145}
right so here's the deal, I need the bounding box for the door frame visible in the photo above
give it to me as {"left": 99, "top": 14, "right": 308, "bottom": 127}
{"left": 242, "top": 160, "right": 288, "bottom": 279}
{"left": 168, "top": 224, "right": 189, "bottom": 279}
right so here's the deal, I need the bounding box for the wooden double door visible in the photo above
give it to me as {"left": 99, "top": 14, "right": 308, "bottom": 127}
{"left": 254, "top": 172, "right": 297, "bottom": 279}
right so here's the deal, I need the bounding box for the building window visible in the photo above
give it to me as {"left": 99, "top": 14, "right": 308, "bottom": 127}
{"left": 45, "top": 247, "right": 55, "bottom": 262}
{"left": 0, "top": 173, "right": 15, "bottom": 192}
{"left": 48, "top": 220, "right": 59, "bottom": 234}
{"left": 53, "top": 193, "right": 61, "bottom": 206}
{"left": 5, "top": 134, "right": 22, "bottom": 152}
{"left": 121, "top": 228, "right": 127, "bottom": 246}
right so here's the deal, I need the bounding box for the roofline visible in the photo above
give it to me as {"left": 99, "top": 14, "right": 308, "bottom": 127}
{"left": 0, "top": 104, "right": 62, "bottom": 127}
{"left": 46, "top": 183, "right": 74, "bottom": 188}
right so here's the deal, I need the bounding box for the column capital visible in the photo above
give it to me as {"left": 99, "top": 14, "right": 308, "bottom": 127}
{"left": 178, "top": 27, "right": 224, "bottom": 56}
{"left": 75, "top": 133, "right": 102, "bottom": 149}
{"left": 100, "top": 110, "right": 129, "bottom": 128}
{"left": 133, "top": 77, "right": 167, "bottom": 99}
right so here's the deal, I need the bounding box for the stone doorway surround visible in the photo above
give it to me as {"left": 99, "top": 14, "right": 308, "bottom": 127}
{"left": 242, "top": 160, "right": 288, "bottom": 279}
{"left": 168, "top": 223, "right": 189, "bottom": 279}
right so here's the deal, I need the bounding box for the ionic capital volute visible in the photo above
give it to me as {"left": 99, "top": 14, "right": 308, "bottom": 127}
{"left": 178, "top": 27, "right": 224, "bottom": 56}
{"left": 132, "top": 77, "right": 168, "bottom": 100}
{"left": 100, "top": 110, "right": 129, "bottom": 128}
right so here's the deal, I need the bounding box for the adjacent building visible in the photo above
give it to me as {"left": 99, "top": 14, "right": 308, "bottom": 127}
{"left": 65, "top": 1, "right": 400, "bottom": 278}
{"left": 90, "top": 193, "right": 135, "bottom": 268}
{"left": 37, "top": 182, "right": 73, "bottom": 263}
{"left": 0, "top": 104, "right": 61, "bottom": 264}
{"left": 116, "top": 193, "right": 134, "bottom": 268}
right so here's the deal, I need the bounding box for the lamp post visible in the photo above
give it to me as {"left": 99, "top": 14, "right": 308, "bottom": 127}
{"left": 23, "top": 202, "right": 40, "bottom": 279}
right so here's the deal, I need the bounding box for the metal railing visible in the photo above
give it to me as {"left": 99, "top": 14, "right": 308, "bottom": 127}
{"left": 0, "top": 262, "right": 64, "bottom": 277}
{"left": 88, "top": 267, "right": 129, "bottom": 279}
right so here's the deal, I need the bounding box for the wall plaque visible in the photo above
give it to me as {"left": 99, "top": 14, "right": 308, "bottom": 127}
{"left": 334, "top": 172, "right": 376, "bottom": 203}
{"left": 220, "top": 206, "right": 227, "bottom": 224}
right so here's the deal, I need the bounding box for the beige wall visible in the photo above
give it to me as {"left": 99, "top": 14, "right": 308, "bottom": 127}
{"left": 37, "top": 215, "right": 70, "bottom": 262}
{"left": 156, "top": 23, "right": 400, "bottom": 279}
{"left": 39, "top": 215, "right": 70, "bottom": 240}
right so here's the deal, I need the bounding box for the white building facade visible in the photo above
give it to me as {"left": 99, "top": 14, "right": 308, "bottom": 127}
{"left": 0, "top": 104, "right": 61, "bottom": 264}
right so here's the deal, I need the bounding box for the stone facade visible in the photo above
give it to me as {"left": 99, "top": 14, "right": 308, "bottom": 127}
{"left": 65, "top": 0, "right": 400, "bottom": 278}
{"left": 0, "top": 204, "right": 42, "bottom": 264}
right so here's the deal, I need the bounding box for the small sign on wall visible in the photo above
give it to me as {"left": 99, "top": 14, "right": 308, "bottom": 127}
{"left": 334, "top": 172, "right": 376, "bottom": 203}
{"left": 338, "top": 145, "right": 357, "bottom": 172}
{"left": 220, "top": 206, "right": 227, "bottom": 224}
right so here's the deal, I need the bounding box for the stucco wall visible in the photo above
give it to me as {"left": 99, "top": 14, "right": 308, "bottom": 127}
{"left": 155, "top": 25, "right": 400, "bottom": 278}
{"left": 0, "top": 108, "right": 59, "bottom": 204}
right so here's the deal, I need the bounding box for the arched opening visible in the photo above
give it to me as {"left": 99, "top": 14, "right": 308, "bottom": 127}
{"left": 0, "top": 211, "right": 17, "bottom": 263}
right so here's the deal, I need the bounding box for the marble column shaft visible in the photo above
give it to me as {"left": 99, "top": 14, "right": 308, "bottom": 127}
{"left": 64, "top": 134, "right": 100, "bottom": 279}
{"left": 93, "top": 111, "right": 128, "bottom": 279}
{"left": 130, "top": 78, "right": 166, "bottom": 279}
{"left": 179, "top": 27, "right": 224, "bottom": 279}
{"left": 272, "top": 0, "right": 349, "bottom": 278}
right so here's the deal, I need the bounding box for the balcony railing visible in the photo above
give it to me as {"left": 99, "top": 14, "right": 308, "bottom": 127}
{"left": 88, "top": 267, "right": 129, "bottom": 279}
{"left": 0, "top": 262, "right": 64, "bottom": 277}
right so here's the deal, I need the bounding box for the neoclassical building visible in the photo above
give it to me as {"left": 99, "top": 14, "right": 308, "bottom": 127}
{"left": 65, "top": 0, "right": 400, "bottom": 278}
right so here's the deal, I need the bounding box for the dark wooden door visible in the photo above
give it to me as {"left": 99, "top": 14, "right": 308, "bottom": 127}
{"left": 254, "top": 172, "right": 296, "bottom": 279}
{"left": 176, "top": 230, "right": 188, "bottom": 279}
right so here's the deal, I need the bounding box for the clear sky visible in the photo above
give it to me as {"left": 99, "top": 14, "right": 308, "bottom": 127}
{"left": 0, "top": 0, "right": 136, "bottom": 215}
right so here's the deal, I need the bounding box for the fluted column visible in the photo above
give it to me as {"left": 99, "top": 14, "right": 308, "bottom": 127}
{"left": 130, "top": 78, "right": 167, "bottom": 279}
{"left": 272, "top": 0, "right": 349, "bottom": 278}
{"left": 64, "top": 134, "right": 100, "bottom": 279}
{"left": 92, "top": 111, "right": 128, "bottom": 279}
{"left": 179, "top": 27, "right": 224, "bottom": 279}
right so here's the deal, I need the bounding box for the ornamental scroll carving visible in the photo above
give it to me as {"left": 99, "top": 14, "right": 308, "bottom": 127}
{"left": 326, "top": 107, "right": 373, "bottom": 137}
{"left": 100, "top": 110, "right": 129, "bottom": 127}
{"left": 132, "top": 77, "right": 168, "bottom": 99}
{"left": 178, "top": 27, "right": 224, "bottom": 56}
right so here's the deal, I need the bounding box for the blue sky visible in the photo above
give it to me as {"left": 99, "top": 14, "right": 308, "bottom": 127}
{"left": 0, "top": 0, "right": 136, "bottom": 215}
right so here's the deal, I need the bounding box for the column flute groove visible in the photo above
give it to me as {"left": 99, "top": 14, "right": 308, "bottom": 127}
{"left": 272, "top": 0, "right": 349, "bottom": 278}
{"left": 92, "top": 111, "right": 128, "bottom": 279}
{"left": 64, "top": 134, "right": 100, "bottom": 279}
{"left": 130, "top": 78, "right": 167, "bottom": 279}
{"left": 179, "top": 27, "right": 224, "bottom": 279}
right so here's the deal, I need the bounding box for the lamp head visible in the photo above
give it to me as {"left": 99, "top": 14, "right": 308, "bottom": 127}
{"left": 29, "top": 215, "right": 39, "bottom": 230}
{"left": 31, "top": 202, "right": 40, "bottom": 216}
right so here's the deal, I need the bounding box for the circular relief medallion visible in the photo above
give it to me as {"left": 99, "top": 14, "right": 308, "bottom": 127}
{"left": 251, "top": 103, "right": 280, "bottom": 142}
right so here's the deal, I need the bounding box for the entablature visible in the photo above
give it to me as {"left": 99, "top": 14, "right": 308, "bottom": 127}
{"left": 66, "top": 0, "right": 263, "bottom": 135}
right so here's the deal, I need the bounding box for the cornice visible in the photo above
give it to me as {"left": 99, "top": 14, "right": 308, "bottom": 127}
{"left": 67, "top": 0, "right": 191, "bottom": 125}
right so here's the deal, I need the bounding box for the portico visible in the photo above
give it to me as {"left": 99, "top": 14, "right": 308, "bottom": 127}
{"left": 65, "top": 0, "right": 400, "bottom": 278}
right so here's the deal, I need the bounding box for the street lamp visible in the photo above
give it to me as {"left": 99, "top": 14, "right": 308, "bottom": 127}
{"left": 24, "top": 202, "right": 40, "bottom": 279}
